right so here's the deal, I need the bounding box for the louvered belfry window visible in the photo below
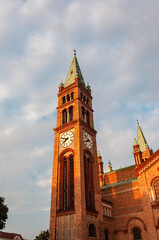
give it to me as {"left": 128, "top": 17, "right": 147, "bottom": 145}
{"left": 59, "top": 155, "right": 74, "bottom": 211}
{"left": 84, "top": 155, "right": 95, "bottom": 211}
{"left": 62, "top": 109, "right": 67, "bottom": 124}
{"left": 69, "top": 106, "right": 73, "bottom": 122}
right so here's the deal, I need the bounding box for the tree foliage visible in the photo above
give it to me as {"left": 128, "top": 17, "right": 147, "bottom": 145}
{"left": 0, "top": 197, "right": 9, "bottom": 230}
{"left": 34, "top": 230, "right": 49, "bottom": 240}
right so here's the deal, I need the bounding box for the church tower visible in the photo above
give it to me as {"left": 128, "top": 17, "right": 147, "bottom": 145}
{"left": 49, "top": 52, "right": 103, "bottom": 240}
{"left": 133, "top": 121, "right": 152, "bottom": 166}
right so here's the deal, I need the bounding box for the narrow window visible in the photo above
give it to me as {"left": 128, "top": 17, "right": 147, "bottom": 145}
{"left": 84, "top": 155, "right": 95, "bottom": 211}
{"left": 69, "top": 106, "right": 73, "bottom": 122}
{"left": 83, "top": 96, "right": 86, "bottom": 103}
{"left": 67, "top": 94, "right": 70, "bottom": 102}
{"left": 71, "top": 92, "right": 74, "bottom": 100}
{"left": 154, "top": 179, "right": 159, "bottom": 200}
{"left": 70, "top": 155, "right": 74, "bottom": 209}
{"left": 63, "top": 158, "right": 67, "bottom": 210}
{"left": 62, "top": 96, "right": 66, "bottom": 104}
{"left": 133, "top": 228, "right": 141, "bottom": 240}
{"left": 82, "top": 107, "right": 85, "bottom": 120}
{"left": 104, "top": 230, "right": 109, "bottom": 240}
{"left": 86, "top": 98, "right": 89, "bottom": 104}
{"left": 81, "top": 93, "right": 83, "bottom": 100}
{"left": 89, "top": 224, "right": 96, "bottom": 237}
{"left": 59, "top": 155, "right": 74, "bottom": 211}
{"left": 62, "top": 109, "right": 67, "bottom": 124}
{"left": 86, "top": 111, "right": 90, "bottom": 126}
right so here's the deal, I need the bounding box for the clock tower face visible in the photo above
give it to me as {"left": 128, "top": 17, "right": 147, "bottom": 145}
{"left": 60, "top": 131, "right": 74, "bottom": 148}
{"left": 83, "top": 132, "right": 93, "bottom": 149}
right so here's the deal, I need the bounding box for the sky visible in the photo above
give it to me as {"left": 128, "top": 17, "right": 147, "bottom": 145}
{"left": 0, "top": 0, "right": 159, "bottom": 239}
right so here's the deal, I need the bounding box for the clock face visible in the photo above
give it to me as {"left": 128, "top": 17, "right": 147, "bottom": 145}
{"left": 60, "top": 131, "right": 74, "bottom": 148}
{"left": 83, "top": 132, "right": 93, "bottom": 149}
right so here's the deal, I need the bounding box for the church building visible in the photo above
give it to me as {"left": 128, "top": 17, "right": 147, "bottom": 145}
{"left": 49, "top": 52, "right": 159, "bottom": 240}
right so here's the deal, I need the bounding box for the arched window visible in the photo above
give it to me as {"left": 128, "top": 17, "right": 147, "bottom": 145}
{"left": 133, "top": 228, "right": 141, "bottom": 240}
{"left": 84, "top": 154, "right": 95, "bottom": 211}
{"left": 63, "top": 158, "right": 67, "bottom": 210}
{"left": 71, "top": 92, "right": 74, "bottom": 100}
{"left": 86, "top": 111, "right": 90, "bottom": 126}
{"left": 104, "top": 230, "right": 109, "bottom": 240}
{"left": 59, "top": 155, "right": 74, "bottom": 211}
{"left": 154, "top": 179, "right": 159, "bottom": 200}
{"left": 82, "top": 106, "right": 85, "bottom": 121}
{"left": 62, "top": 96, "right": 66, "bottom": 104}
{"left": 62, "top": 109, "right": 67, "bottom": 124}
{"left": 89, "top": 224, "right": 96, "bottom": 237}
{"left": 67, "top": 94, "right": 70, "bottom": 102}
{"left": 70, "top": 155, "right": 74, "bottom": 209}
{"left": 69, "top": 106, "right": 73, "bottom": 122}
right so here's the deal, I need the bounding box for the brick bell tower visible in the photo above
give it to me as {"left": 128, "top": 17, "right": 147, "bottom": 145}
{"left": 49, "top": 51, "right": 103, "bottom": 240}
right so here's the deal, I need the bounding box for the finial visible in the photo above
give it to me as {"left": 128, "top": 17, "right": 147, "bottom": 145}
{"left": 108, "top": 160, "right": 112, "bottom": 166}
{"left": 59, "top": 80, "right": 63, "bottom": 87}
{"left": 137, "top": 119, "right": 139, "bottom": 125}
{"left": 74, "top": 49, "right": 76, "bottom": 56}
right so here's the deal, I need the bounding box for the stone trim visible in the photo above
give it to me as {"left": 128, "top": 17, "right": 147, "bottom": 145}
{"left": 114, "top": 210, "right": 143, "bottom": 218}
{"left": 102, "top": 186, "right": 139, "bottom": 196}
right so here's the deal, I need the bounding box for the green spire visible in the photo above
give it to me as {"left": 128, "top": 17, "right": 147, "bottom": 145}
{"left": 97, "top": 151, "right": 101, "bottom": 157}
{"left": 64, "top": 50, "right": 85, "bottom": 88}
{"left": 137, "top": 122, "right": 148, "bottom": 152}
{"left": 134, "top": 138, "right": 138, "bottom": 145}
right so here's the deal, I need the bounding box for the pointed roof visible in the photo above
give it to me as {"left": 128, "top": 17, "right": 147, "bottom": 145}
{"left": 134, "top": 138, "right": 138, "bottom": 145}
{"left": 64, "top": 51, "right": 85, "bottom": 88}
{"left": 98, "top": 150, "right": 101, "bottom": 157}
{"left": 137, "top": 123, "right": 148, "bottom": 152}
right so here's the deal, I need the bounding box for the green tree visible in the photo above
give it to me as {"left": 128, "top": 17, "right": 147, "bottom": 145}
{"left": 34, "top": 230, "right": 49, "bottom": 240}
{"left": 0, "top": 197, "right": 9, "bottom": 230}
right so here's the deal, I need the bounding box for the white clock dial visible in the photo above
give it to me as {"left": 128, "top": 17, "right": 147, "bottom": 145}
{"left": 83, "top": 132, "right": 93, "bottom": 149}
{"left": 60, "top": 131, "right": 74, "bottom": 148}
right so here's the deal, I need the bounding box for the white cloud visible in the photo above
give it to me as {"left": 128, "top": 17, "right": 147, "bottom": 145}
{"left": 0, "top": 84, "right": 9, "bottom": 101}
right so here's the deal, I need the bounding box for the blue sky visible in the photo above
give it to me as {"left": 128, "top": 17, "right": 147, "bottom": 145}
{"left": 0, "top": 0, "right": 159, "bottom": 239}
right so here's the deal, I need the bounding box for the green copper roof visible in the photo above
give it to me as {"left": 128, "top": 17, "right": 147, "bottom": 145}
{"left": 137, "top": 124, "right": 148, "bottom": 152}
{"left": 134, "top": 138, "right": 138, "bottom": 145}
{"left": 98, "top": 151, "right": 101, "bottom": 157}
{"left": 101, "top": 177, "right": 138, "bottom": 190}
{"left": 64, "top": 53, "right": 85, "bottom": 88}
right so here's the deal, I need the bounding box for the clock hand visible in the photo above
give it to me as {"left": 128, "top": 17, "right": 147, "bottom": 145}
{"left": 63, "top": 137, "right": 69, "bottom": 143}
